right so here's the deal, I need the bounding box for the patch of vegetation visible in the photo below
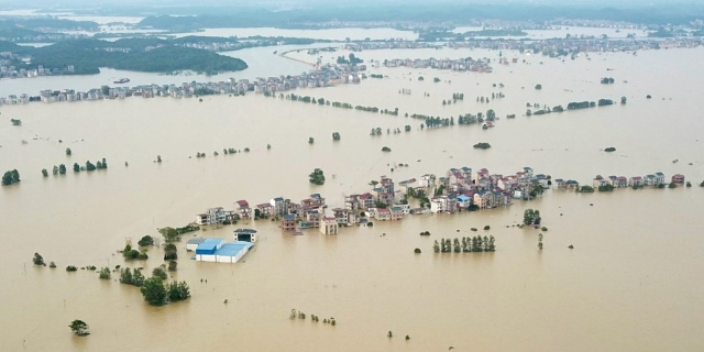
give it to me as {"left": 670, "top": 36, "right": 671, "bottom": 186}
{"left": 598, "top": 184, "right": 615, "bottom": 192}
{"left": 578, "top": 185, "right": 595, "bottom": 193}
{"left": 99, "top": 267, "right": 111, "bottom": 280}
{"left": 309, "top": 168, "right": 325, "bottom": 185}
{"left": 473, "top": 142, "right": 491, "bottom": 149}
{"left": 69, "top": 320, "right": 90, "bottom": 336}
{"left": 33, "top": 253, "right": 45, "bottom": 266}
{"left": 523, "top": 209, "right": 542, "bottom": 225}
{"left": 433, "top": 236, "right": 496, "bottom": 253}
{"left": 1, "top": 169, "right": 20, "bottom": 186}
{"left": 138, "top": 235, "right": 154, "bottom": 247}
{"left": 604, "top": 147, "right": 616, "bottom": 152}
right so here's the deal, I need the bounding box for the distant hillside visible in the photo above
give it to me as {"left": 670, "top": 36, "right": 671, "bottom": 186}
{"left": 6, "top": 39, "right": 248, "bottom": 75}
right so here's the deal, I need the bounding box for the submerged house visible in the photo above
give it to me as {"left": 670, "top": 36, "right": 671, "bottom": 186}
{"left": 195, "top": 207, "right": 232, "bottom": 225}
{"left": 233, "top": 228, "right": 257, "bottom": 243}
{"left": 236, "top": 200, "right": 251, "bottom": 220}
{"left": 281, "top": 214, "right": 296, "bottom": 231}
{"left": 320, "top": 217, "right": 339, "bottom": 235}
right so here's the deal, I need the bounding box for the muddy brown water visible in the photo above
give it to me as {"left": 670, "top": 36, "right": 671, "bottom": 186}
{"left": 1, "top": 46, "right": 703, "bottom": 352}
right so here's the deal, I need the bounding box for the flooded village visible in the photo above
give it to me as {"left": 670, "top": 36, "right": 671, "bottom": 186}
{"left": 2, "top": 7, "right": 704, "bottom": 352}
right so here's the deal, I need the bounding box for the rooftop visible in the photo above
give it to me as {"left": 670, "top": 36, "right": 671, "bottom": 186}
{"left": 197, "top": 238, "right": 224, "bottom": 252}
{"left": 215, "top": 241, "right": 254, "bottom": 257}
{"left": 187, "top": 238, "right": 206, "bottom": 245}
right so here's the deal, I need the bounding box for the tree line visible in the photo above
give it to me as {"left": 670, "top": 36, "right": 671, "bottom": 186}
{"left": 433, "top": 236, "right": 497, "bottom": 253}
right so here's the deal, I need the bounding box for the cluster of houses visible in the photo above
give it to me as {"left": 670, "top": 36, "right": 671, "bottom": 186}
{"left": 0, "top": 60, "right": 76, "bottom": 79}
{"left": 382, "top": 57, "right": 493, "bottom": 73}
{"left": 192, "top": 166, "right": 584, "bottom": 236}
{"left": 592, "top": 172, "right": 685, "bottom": 188}
{"left": 341, "top": 35, "right": 704, "bottom": 58}
{"left": 0, "top": 63, "right": 366, "bottom": 105}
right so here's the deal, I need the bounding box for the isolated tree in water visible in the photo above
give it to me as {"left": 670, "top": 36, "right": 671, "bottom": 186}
{"left": 68, "top": 320, "right": 89, "bottom": 336}
{"left": 141, "top": 277, "right": 167, "bottom": 306}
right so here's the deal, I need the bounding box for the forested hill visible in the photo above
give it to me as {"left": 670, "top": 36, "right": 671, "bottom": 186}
{"left": 5, "top": 38, "right": 248, "bottom": 75}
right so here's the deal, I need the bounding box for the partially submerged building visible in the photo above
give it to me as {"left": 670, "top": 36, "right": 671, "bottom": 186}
{"left": 194, "top": 238, "right": 253, "bottom": 264}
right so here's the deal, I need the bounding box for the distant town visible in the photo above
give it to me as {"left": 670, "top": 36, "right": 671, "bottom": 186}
{"left": 0, "top": 62, "right": 367, "bottom": 105}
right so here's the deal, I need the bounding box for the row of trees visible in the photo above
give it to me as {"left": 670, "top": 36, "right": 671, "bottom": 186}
{"left": 1, "top": 169, "right": 20, "bottom": 186}
{"left": 523, "top": 209, "right": 542, "bottom": 225}
{"left": 433, "top": 236, "right": 497, "bottom": 253}
{"left": 120, "top": 266, "right": 190, "bottom": 306}
{"left": 158, "top": 224, "right": 199, "bottom": 242}
{"left": 284, "top": 93, "right": 400, "bottom": 118}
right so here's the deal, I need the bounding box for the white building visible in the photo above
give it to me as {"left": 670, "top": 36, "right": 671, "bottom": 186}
{"left": 430, "top": 196, "right": 449, "bottom": 213}
{"left": 186, "top": 238, "right": 206, "bottom": 251}
{"left": 195, "top": 207, "right": 232, "bottom": 225}
{"left": 320, "top": 217, "right": 339, "bottom": 235}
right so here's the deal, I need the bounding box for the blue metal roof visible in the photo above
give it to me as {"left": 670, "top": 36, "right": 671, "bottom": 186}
{"left": 283, "top": 214, "right": 295, "bottom": 220}
{"left": 457, "top": 195, "right": 471, "bottom": 201}
{"left": 196, "top": 238, "right": 223, "bottom": 252}
{"left": 215, "top": 241, "right": 253, "bottom": 257}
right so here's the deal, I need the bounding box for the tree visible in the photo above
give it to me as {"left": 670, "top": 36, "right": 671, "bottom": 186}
{"left": 99, "top": 267, "right": 111, "bottom": 280}
{"left": 332, "top": 132, "right": 341, "bottom": 141}
{"left": 59, "top": 164, "right": 67, "bottom": 174}
{"left": 33, "top": 253, "right": 45, "bottom": 266}
{"left": 42, "top": 168, "right": 48, "bottom": 177}
{"left": 523, "top": 209, "right": 535, "bottom": 225}
{"left": 308, "top": 137, "right": 314, "bottom": 144}
{"left": 138, "top": 235, "right": 154, "bottom": 247}
{"left": 153, "top": 267, "right": 168, "bottom": 280}
{"left": 73, "top": 163, "right": 80, "bottom": 172}
{"left": 167, "top": 281, "right": 191, "bottom": 302}
{"left": 86, "top": 161, "right": 96, "bottom": 171}
{"left": 164, "top": 242, "right": 177, "bottom": 260}
{"left": 68, "top": 320, "right": 89, "bottom": 336}
{"left": 66, "top": 148, "right": 72, "bottom": 156}
{"left": 168, "top": 260, "right": 178, "bottom": 271}
{"left": 381, "top": 146, "right": 391, "bottom": 152}
{"left": 141, "top": 277, "right": 167, "bottom": 306}
{"left": 535, "top": 84, "right": 542, "bottom": 90}
{"left": 132, "top": 269, "right": 145, "bottom": 287}
{"left": 309, "top": 168, "right": 325, "bottom": 185}
{"left": 159, "top": 227, "right": 180, "bottom": 242}
{"left": 156, "top": 155, "right": 162, "bottom": 163}
{"left": 2, "top": 169, "right": 20, "bottom": 186}
{"left": 120, "top": 268, "right": 133, "bottom": 285}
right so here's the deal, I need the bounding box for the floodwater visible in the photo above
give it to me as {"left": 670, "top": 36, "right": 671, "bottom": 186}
{"left": 1, "top": 46, "right": 704, "bottom": 352}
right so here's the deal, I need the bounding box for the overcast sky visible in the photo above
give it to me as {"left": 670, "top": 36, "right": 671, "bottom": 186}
{"left": 0, "top": 0, "right": 700, "bottom": 7}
